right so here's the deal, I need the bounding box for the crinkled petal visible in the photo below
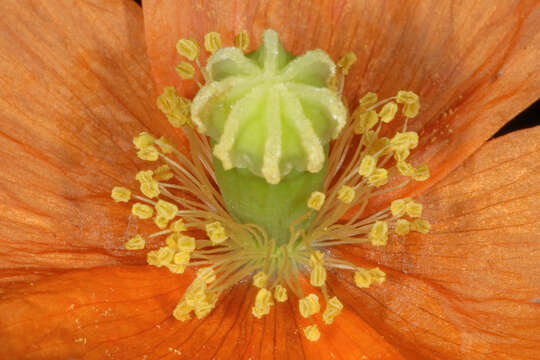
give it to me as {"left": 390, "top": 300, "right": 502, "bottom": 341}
{"left": 329, "top": 126, "right": 540, "bottom": 359}
{"left": 0, "top": 266, "right": 402, "bottom": 359}
{"left": 0, "top": 0, "right": 177, "bottom": 277}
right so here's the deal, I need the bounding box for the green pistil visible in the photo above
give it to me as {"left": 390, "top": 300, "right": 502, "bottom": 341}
{"left": 192, "top": 29, "right": 346, "bottom": 242}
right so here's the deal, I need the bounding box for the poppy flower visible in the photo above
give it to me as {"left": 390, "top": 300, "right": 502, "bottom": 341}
{"left": 0, "top": 0, "right": 539, "bottom": 359}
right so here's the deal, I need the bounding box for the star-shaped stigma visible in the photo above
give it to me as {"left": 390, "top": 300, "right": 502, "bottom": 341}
{"left": 191, "top": 29, "right": 347, "bottom": 184}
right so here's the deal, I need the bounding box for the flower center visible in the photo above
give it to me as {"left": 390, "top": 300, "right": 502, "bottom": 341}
{"left": 111, "top": 29, "right": 430, "bottom": 342}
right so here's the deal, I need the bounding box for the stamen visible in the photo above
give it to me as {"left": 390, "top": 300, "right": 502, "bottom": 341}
{"left": 204, "top": 32, "right": 222, "bottom": 53}
{"left": 252, "top": 288, "right": 274, "bottom": 319}
{"left": 310, "top": 264, "right": 327, "bottom": 287}
{"left": 359, "top": 92, "right": 378, "bottom": 109}
{"left": 337, "top": 52, "right": 357, "bottom": 75}
{"left": 395, "top": 219, "right": 410, "bottom": 235}
{"left": 303, "top": 325, "right": 321, "bottom": 342}
{"left": 299, "top": 294, "right": 320, "bottom": 318}
{"left": 205, "top": 221, "right": 228, "bottom": 245}
{"left": 307, "top": 191, "right": 326, "bottom": 210}
{"left": 133, "top": 132, "right": 156, "bottom": 149}
{"left": 252, "top": 271, "right": 268, "bottom": 288}
{"left": 137, "top": 145, "right": 159, "bottom": 161}
{"left": 131, "top": 203, "right": 154, "bottom": 219}
{"left": 125, "top": 234, "right": 145, "bottom": 250}
{"left": 176, "top": 38, "right": 200, "bottom": 61}
{"left": 274, "top": 285, "right": 288, "bottom": 302}
{"left": 379, "top": 101, "right": 398, "bottom": 123}
{"left": 234, "top": 30, "right": 250, "bottom": 52}
{"left": 337, "top": 185, "right": 355, "bottom": 204}
{"left": 111, "top": 186, "right": 131, "bottom": 203}
{"left": 369, "top": 220, "right": 388, "bottom": 246}
{"left": 175, "top": 61, "right": 196, "bottom": 80}
{"left": 322, "top": 296, "right": 343, "bottom": 325}
{"left": 411, "top": 219, "right": 431, "bottom": 234}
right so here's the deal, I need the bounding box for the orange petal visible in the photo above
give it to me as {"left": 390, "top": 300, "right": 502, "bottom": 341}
{"left": 329, "top": 126, "right": 540, "bottom": 358}
{"left": 143, "top": 0, "right": 540, "bottom": 195}
{"left": 0, "top": 0, "right": 180, "bottom": 277}
{"left": 0, "top": 265, "right": 402, "bottom": 359}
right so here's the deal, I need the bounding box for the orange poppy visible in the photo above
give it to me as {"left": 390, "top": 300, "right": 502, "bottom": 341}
{"left": 1, "top": 0, "right": 539, "bottom": 359}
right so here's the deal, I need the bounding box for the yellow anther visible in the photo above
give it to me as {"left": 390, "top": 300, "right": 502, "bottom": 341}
{"left": 157, "top": 136, "right": 175, "bottom": 154}
{"left": 337, "top": 185, "right": 355, "bottom": 204}
{"left": 234, "top": 30, "right": 250, "bottom": 52}
{"left": 299, "top": 294, "right": 320, "bottom": 318}
{"left": 368, "top": 137, "right": 391, "bottom": 156}
{"left": 170, "top": 218, "right": 187, "bottom": 233}
{"left": 359, "top": 130, "right": 376, "bottom": 147}
{"left": 369, "top": 220, "right": 388, "bottom": 246}
{"left": 155, "top": 199, "right": 178, "bottom": 221}
{"left": 133, "top": 132, "right": 156, "bottom": 150}
{"left": 394, "top": 148, "right": 410, "bottom": 162}
{"left": 194, "top": 292, "right": 218, "bottom": 319}
{"left": 310, "top": 264, "right": 327, "bottom": 287}
{"left": 390, "top": 131, "right": 419, "bottom": 152}
{"left": 166, "top": 232, "right": 181, "bottom": 249}
{"left": 157, "top": 86, "right": 191, "bottom": 128}
{"left": 185, "top": 279, "right": 207, "bottom": 308}
{"left": 154, "top": 164, "right": 174, "bottom": 181}
{"left": 359, "top": 92, "right": 378, "bottom": 109}
{"left": 395, "top": 219, "right": 410, "bottom": 235}
{"left": 205, "top": 221, "right": 228, "bottom": 245}
{"left": 397, "top": 161, "right": 415, "bottom": 177}
{"left": 177, "top": 235, "right": 196, "bottom": 252}
{"left": 368, "top": 168, "right": 388, "bottom": 187}
{"left": 369, "top": 267, "right": 386, "bottom": 284}
{"left": 307, "top": 191, "right": 326, "bottom": 210}
{"left": 111, "top": 186, "right": 131, "bottom": 203}
{"left": 390, "top": 199, "right": 408, "bottom": 217}
{"left": 354, "top": 268, "right": 372, "bottom": 288}
{"left": 175, "top": 61, "right": 196, "bottom": 80}
{"left": 303, "top": 324, "right": 321, "bottom": 342}
{"left": 173, "top": 300, "right": 192, "bottom": 322}
{"left": 197, "top": 267, "right": 216, "bottom": 284}
{"left": 404, "top": 101, "right": 420, "bottom": 118}
{"left": 173, "top": 251, "right": 191, "bottom": 265}
{"left": 413, "top": 164, "right": 430, "bottom": 181}
{"left": 337, "top": 51, "right": 357, "bottom": 75}
{"left": 252, "top": 271, "right": 268, "bottom": 288}
{"left": 167, "top": 263, "right": 187, "bottom": 274}
{"left": 125, "top": 234, "right": 145, "bottom": 250}
{"left": 153, "top": 215, "right": 170, "bottom": 230}
{"left": 204, "top": 32, "right": 222, "bottom": 53}
{"left": 379, "top": 101, "right": 398, "bottom": 123}
{"left": 327, "top": 74, "right": 339, "bottom": 92}
{"left": 137, "top": 145, "right": 159, "bottom": 161}
{"left": 411, "top": 218, "right": 431, "bottom": 234}
{"left": 358, "top": 155, "right": 377, "bottom": 177}
{"left": 131, "top": 202, "right": 154, "bottom": 219}
{"left": 309, "top": 251, "right": 324, "bottom": 266}
{"left": 147, "top": 246, "right": 175, "bottom": 267}
{"left": 396, "top": 90, "right": 419, "bottom": 105}
{"left": 252, "top": 288, "right": 274, "bottom": 319}
{"left": 354, "top": 110, "right": 378, "bottom": 134}
{"left": 135, "top": 170, "right": 160, "bottom": 198}
{"left": 176, "top": 38, "right": 200, "bottom": 61}
{"left": 274, "top": 285, "right": 288, "bottom": 302}
{"left": 323, "top": 296, "right": 343, "bottom": 325}
{"left": 406, "top": 201, "right": 423, "bottom": 218}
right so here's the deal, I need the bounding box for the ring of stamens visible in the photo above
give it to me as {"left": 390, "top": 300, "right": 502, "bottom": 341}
{"left": 111, "top": 30, "right": 431, "bottom": 342}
